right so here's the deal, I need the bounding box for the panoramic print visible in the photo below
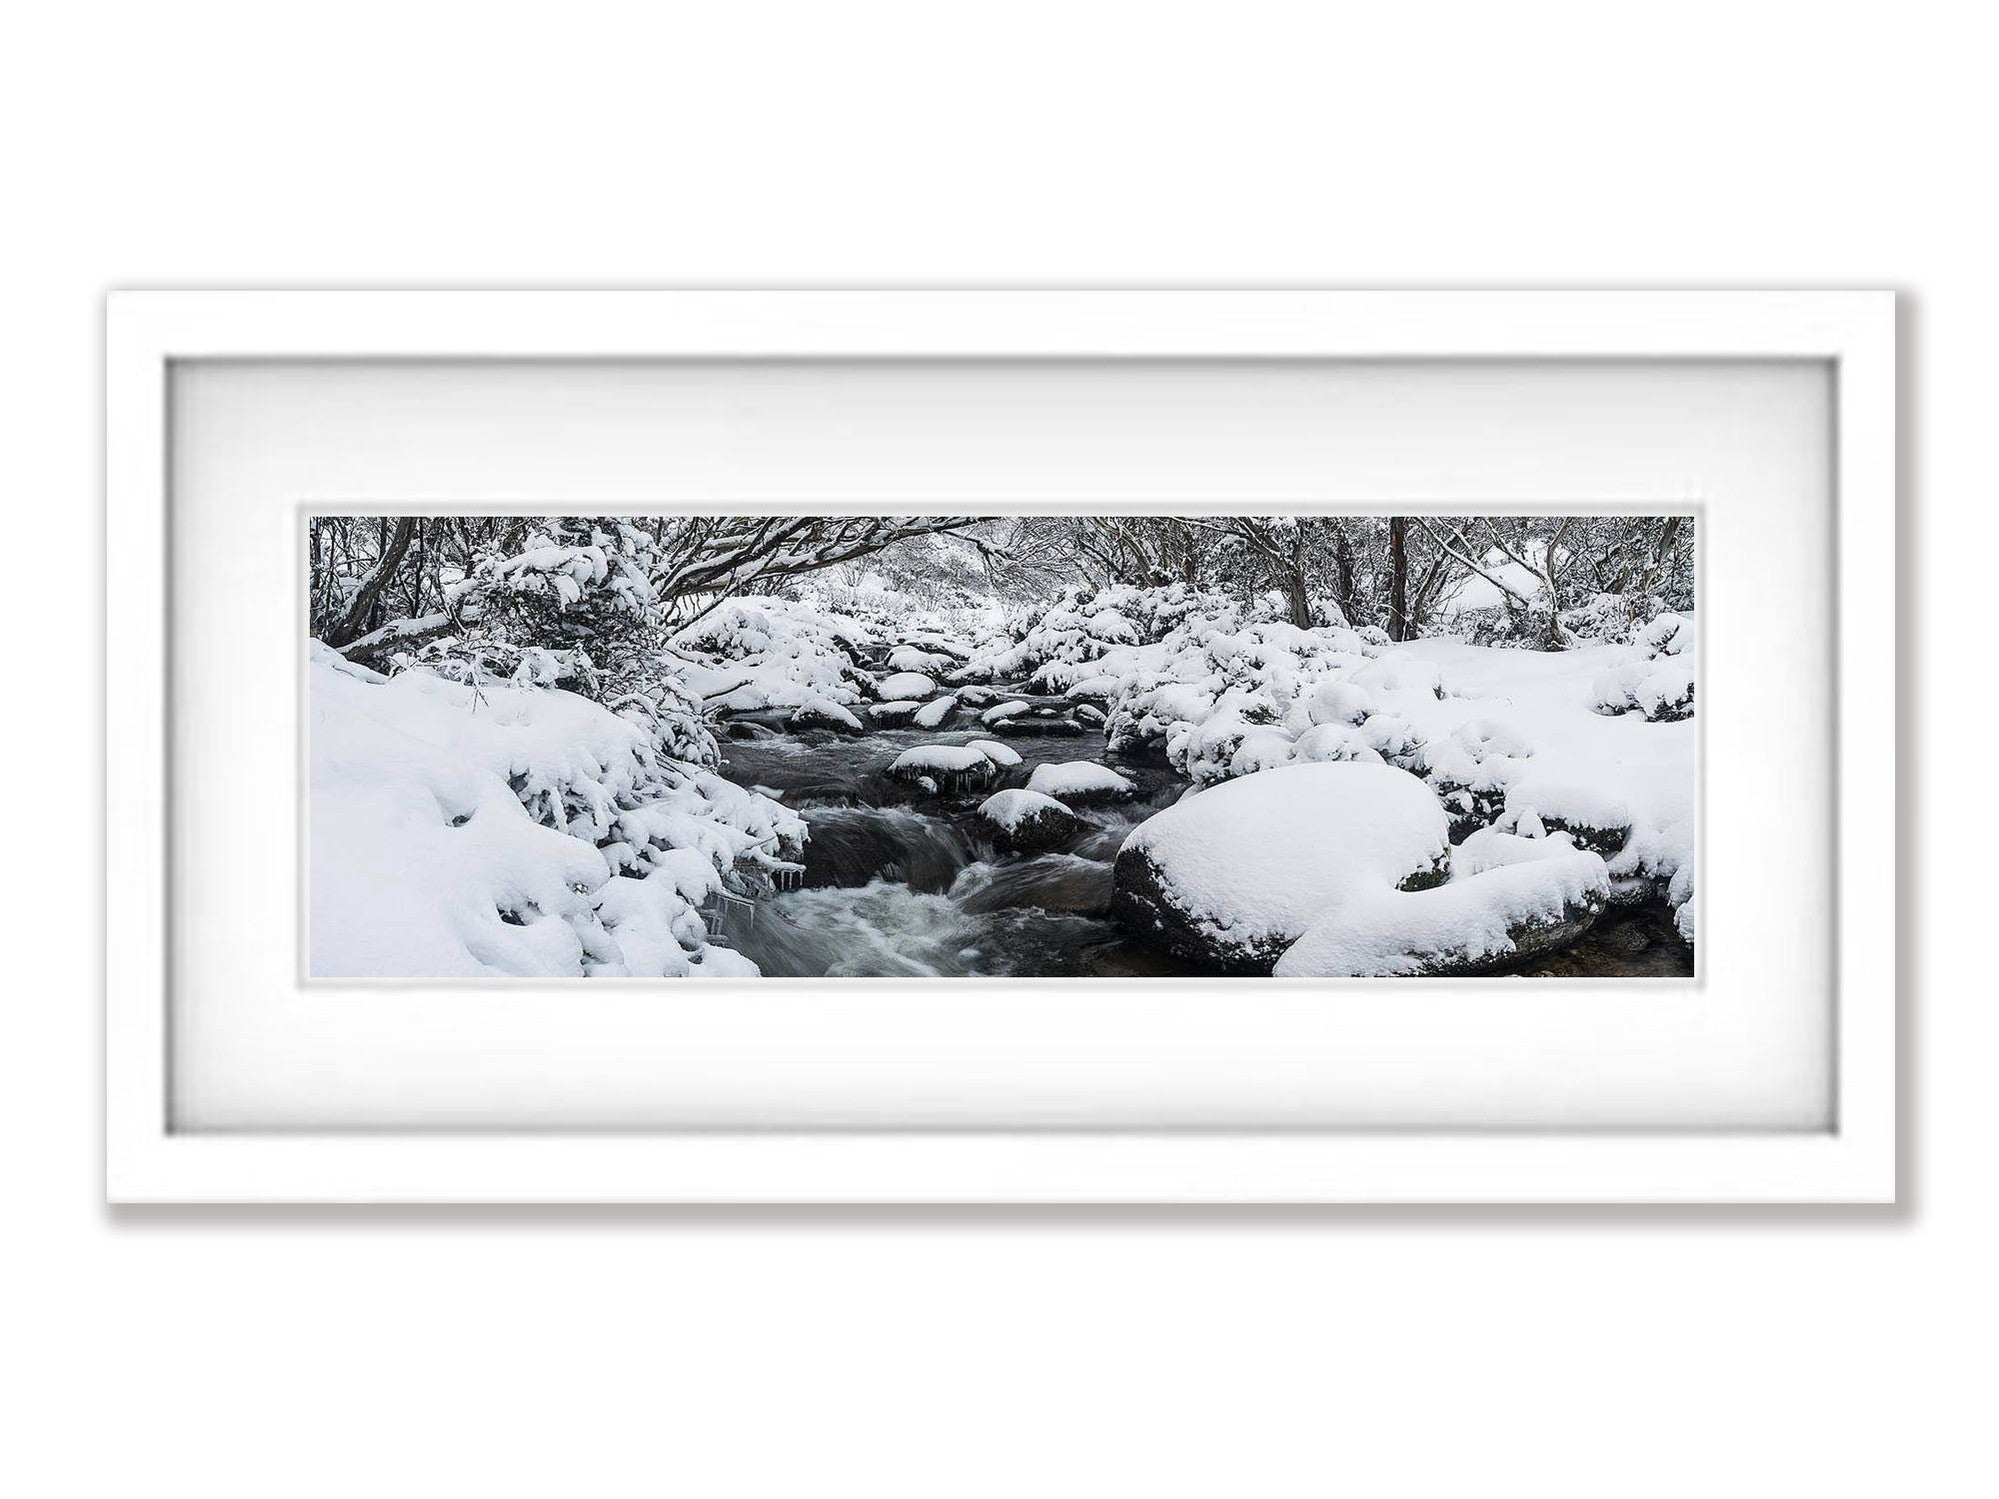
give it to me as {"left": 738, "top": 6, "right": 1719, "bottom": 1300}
{"left": 308, "top": 514, "right": 1696, "bottom": 979}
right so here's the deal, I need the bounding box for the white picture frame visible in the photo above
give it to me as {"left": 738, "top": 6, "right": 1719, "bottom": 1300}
{"left": 106, "top": 289, "right": 1896, "bottom": 1203}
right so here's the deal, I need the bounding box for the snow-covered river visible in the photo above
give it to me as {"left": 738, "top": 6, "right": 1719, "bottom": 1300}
{"left": 709, "top": 713, "right": 1691, "bottom": 979}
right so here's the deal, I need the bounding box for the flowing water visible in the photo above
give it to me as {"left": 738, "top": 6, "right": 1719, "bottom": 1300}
{"left": 715, "top": 716, "right": 1186, "bottom": 978}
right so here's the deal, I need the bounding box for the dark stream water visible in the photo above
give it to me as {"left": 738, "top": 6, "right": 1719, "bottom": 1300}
{"left": 716, "top": 718, "right": 1187, "bottom": 977}
{"left": 711, "top": 707, "right": 1693, "bottom": 980}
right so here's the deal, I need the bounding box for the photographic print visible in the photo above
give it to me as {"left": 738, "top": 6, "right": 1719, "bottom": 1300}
{"left": 308, "top": 514, "right": 1695, "bottom": 980}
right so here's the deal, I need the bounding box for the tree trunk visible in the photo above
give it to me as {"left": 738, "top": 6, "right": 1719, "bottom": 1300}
{"left": 1330, "top": 525, "right": 1359, "bottom": 626}
{"left": 1284, "top": 524, "right": 1312, "bottom": 627}
{"left": 1387, "top": 516, "right": 1410, "bottom": 641}
{"left": 325, "top": 517, "right": 417, "bottom": 647}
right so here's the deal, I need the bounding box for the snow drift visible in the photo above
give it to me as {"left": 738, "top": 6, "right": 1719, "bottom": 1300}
{"left": 308, "top": 643, "right": 798, "bottom": 978}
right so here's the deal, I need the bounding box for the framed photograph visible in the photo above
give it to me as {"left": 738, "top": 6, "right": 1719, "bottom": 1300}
{"left": 106, "top": 289, "right": 1895, "bottom": 1203}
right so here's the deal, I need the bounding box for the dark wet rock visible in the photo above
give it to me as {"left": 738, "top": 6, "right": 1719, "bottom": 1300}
{"left": 1505, "top": 904, "right": 1692, "bottom": 977}
{"left": 798, "top": 805, "right": 981, "bottom": 894}
{"left": 989, "top": 714, "right": 1088, "bottom": 737}
{"left": 1540, "top": 815, "right": 1631, "bottom": 857}
{"left": 1110, "top": 841, "right": 1287, "bottom": 974}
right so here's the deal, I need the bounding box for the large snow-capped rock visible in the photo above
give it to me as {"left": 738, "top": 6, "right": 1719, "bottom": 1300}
{"left": 1110, "top": 762, "right": 1451, "bottom": 974}
{"left": 875, "top": 670, "right": 937, "bottom": 702}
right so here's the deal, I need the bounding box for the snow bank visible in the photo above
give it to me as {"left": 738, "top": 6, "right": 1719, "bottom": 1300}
{"left": 309, "top": 645, "right": 798, "bottom": 978}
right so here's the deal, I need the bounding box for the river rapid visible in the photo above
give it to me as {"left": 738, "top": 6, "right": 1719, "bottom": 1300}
{"left": 715, "top": 717, "right": 1190, "bottom": 977}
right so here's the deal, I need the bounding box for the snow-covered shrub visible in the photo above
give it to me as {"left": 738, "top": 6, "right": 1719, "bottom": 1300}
{"left": 1102, "top": 618, "right": 1389, "bottom": 784}
{"left": 953, "top": 582, "right": 1255, "bottom": 686}
{"left": 1590, "top": 612, "right": 1697, "bottom": 722}
{"left": 1414, "top": 719, "right": 1538, "bottom": 841}
{"left": 668, "top": 596, "right": 878, "bottom": 712}
{"left": 797, "top": 578, "right": 989, "bottom": 648}
{"left": 1446, "top": 603, "right": 1559, "bottom": 650}
{"left": 1558, "top": 590, "right": 1669, "bottom": 646}
{"left": 458, "top": 520, "right": 666, "bottom": 676}
{"left": 397, "top": 632, "right": 602, "bottom": 695}
{"left": 608, "top": 673, "right": 721, "bottom": 770}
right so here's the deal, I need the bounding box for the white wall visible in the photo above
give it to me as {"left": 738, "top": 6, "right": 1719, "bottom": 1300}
{"left": 4, "top": 4, "right": 1985, "bottom": 1495}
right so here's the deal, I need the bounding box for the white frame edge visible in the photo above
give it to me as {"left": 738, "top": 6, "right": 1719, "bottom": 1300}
{"left": 104, "top": 289, "right": 1897, "bottom": 1204}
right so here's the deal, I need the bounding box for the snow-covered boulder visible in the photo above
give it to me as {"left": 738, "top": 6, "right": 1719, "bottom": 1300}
{"left": 887, "top": 645, "right": 956, "bottom": 675}
{"left": 1111, "top": 762, "right": 1452, "bottom": 974}
{"left": 1274, "top": 841, "right": 1610, "bottom": 977}
{"left": 976, "top": 788, "right": 1086, "bottom": 854}
{"left": 1500, "top": 771, "right": 1633, "bottom": 856}
{"left": 876, "top": 670, "right": 937, "bottom": 702}
{"left": 887, "top": 742, "right": 1012, "bottom": 792}
{"left": 966, "top": 738, "right": 1022, "bottom": 768}
{"left": 1025, "top": 761, "right": 1136, "bottom": 803}
{"left": 911, "top": 695, "right": 959, "bottom": 729}
{"left": 789, "top": 696, "right": 864, "bottom": 733}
